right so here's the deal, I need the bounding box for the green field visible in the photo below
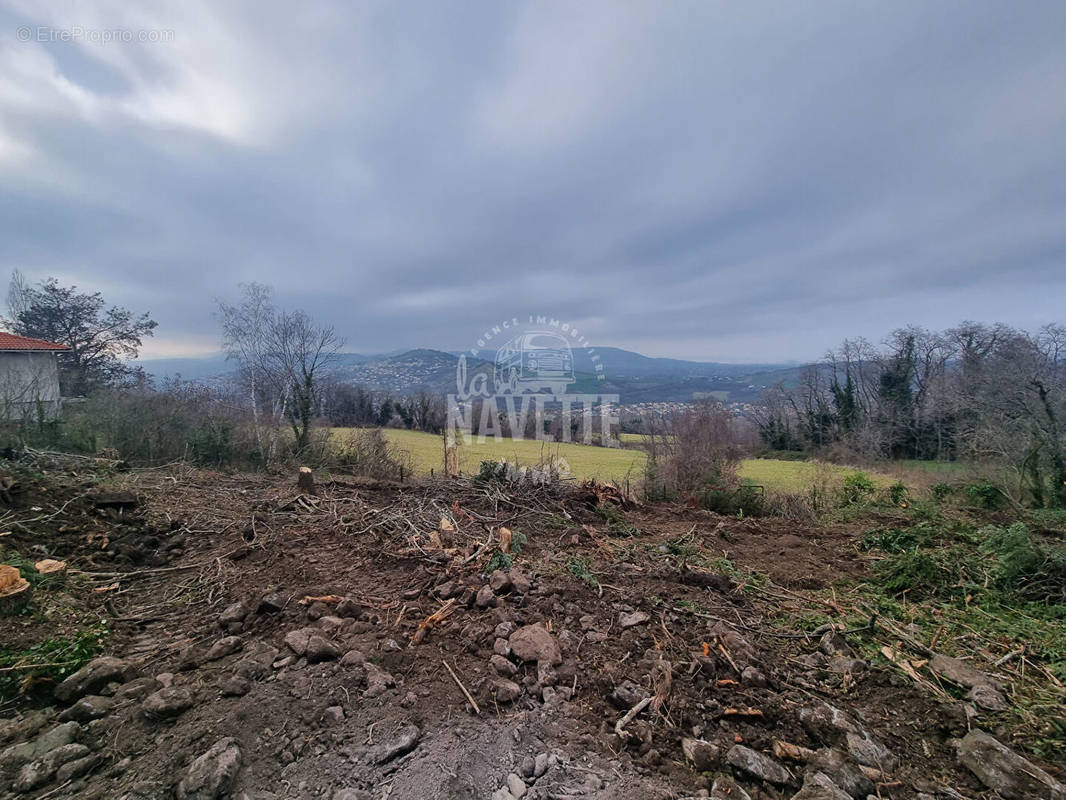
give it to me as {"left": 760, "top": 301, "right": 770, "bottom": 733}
{"left": 361, "top": 429, "right": 897, "bottom": 492}
{"left": 378, "top": 428, "right": 646, "bottom": 482}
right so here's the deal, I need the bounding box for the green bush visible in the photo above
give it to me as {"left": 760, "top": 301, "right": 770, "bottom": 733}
{"left": 701, "top": 482, "right": 768, "bottom": 516}
{"left": 967, "top": 482, "right": 1005, "bottom": 510}
{"left": 888, "top": 481, "right": 908, "bottom": 505}
{"left": 842, "top": 471, "right": 876, "bottom": 505}
{"left": 930, "top": 482, "right": 952, "bottom": 501}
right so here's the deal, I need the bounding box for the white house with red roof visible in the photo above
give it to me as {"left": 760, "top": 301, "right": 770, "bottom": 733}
{"left": 0, "top": 332, "right": 71, "bottom": 418}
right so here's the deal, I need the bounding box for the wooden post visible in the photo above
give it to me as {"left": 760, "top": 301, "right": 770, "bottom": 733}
{"left": 297, "top": 466, "right": 315, "bottom": 494}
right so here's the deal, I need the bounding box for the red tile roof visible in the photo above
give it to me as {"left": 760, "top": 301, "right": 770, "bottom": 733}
{"left": 0, "top": 332, "right": 70, "bottom": 351}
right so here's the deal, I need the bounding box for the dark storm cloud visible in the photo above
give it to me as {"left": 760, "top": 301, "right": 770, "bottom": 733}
{"left": 0, "top": 0, "right": 1064, "bottom": 360}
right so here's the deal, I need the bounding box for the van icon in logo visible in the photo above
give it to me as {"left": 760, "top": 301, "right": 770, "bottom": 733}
{"left": 494, "top": 330, "right": 575, "bottom": 395}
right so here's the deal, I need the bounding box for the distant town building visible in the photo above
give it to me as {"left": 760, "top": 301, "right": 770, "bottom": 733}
{"left": 0, "top": 332, "right": 70, "bottom": 419}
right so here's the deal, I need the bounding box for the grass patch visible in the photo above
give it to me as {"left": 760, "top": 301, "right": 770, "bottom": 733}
{"left": 0, "top": 622, "right": 109, "bottom": 700}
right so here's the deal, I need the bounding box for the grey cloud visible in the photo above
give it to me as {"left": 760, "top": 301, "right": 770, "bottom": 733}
{"left": 0, "top": 0, "right": 1063, "bottom": 361}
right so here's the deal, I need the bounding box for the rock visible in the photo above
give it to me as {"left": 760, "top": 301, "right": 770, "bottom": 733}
{"left": 56, "top": 753, "right": 103, "bottom": 783}
{"left": 219, "top": 602, "right": 249, "bottom": 627}
{"left": 618, "top": 610, "right": 649, "bottom": 629}
{"left": 844, "top": 731, "right": 896, "bottom": 771}
{"left": 177, "top": 737, "right": 242, "bottom": 800}
{"left": 221, "top": 676, "right": 251, "bottom": 697}
{"left": 305, "top": 635, "right": 341, "bottom": 663}
{"left": 487, "top": 678, "right": 522, "bottom": 703}
{"left": 336, "top": 597, "right": 364, "bottom": 619}
{"left": 0, "top": 722, "right": 80, "bottom": 769}
{"left": 489, "top": 570, "right": 512, "bottom": 593}
{"left": 232, "top": 647, "right": 279, "bottom": 681}
{"left": 741, "top": 666, "right": 767, "bottom": 687}
{"left": 827, "top": 656, "right": 868, "bottom": 674}
{"left": 370, "top": 724, "right": 420, "bottom": 764}
{"left": 113, "top": 677, "right": 162, "bottom": 703}
{"left": 491, "top": 655, "right": 518, "bottom": 677}
{"left": 205, "top": 636, "right": 243, "bottom": 662}
{"left": 340, "top": 649, "right": 367, "bottom": 666}
{"left": 13, "top": 743, "right": 91, "bottom": 791}
{"left": 819, "top": 631, "right": 851, "bottom": 657}
{"left": 58, "top": 694, "right": 114, "bottom": 722}
{"left": 506, "top": 773, "right": 528, "bottom": 798}
{"left": 54, "top": 657, "right": 137, "bottom": 702}
{"left": 710, "top": 777, "right": 752, "bottom": 800}
{"left": 509, "top": 569, "right": 532, "bottom": 595}
{"left": 799, "top": 702, "right": 860, "bottom": 741}
{"left": 956, "top": 729, "right": 1065, "bottom": 800}
{"left": 791, "top": 772, "right": 852, "bottom": 800}
{"left": 0, "top": 711, "right": 49, "bottom": 746}
{"left": 534, "top": 752, "right": 549, "bottom": 777}
{"left": 929, "top": 654, "right": 1009, "bottom": 711}
{"left": 726, "top": 745, "right": 791, "bottom": 785}
{"left": 493, "top": 637, "right": 511, "bottom": 657}
{"left": 708, "top": 622, "right": 758, "bottom": 670}
{"left": 610, "top": 680, "right": 647, "bottom": 709}
{"left": 518, "top": 756, "right": 536, "bottom": 779}
{"left": 681, "top": 737, "right": 720, "bottom": 771}
{"left": 495, "top": 621, "right": 517, "bottom": 638}
{"left": 142, "top": 686, "right": 195, "bottom": 719}
{"left": 807, "top": 748, "right": 875, "bottom": 798}
{"left": 317, "top": 615, "right": 349, "bottom": 637}
{"left": 333, "top": 790, "right": 372, "bottom": 800}
{"left": 476, "top": 585, "right": 497, "bottom": 608}
{"left": 364, "top": 664, "right": 395, "bottom": 698}
{"left": 967, "top": 683, "right": 1010, "bottom": 712}
{"left": 283, "top": 627, "right": 315, "bottom": 655}
{"left": 323, "top": 706, "right": 344, "bottom": 725}
{"left": 258, "top": 592, "right": 286, "bottom": 613}
{"left": 178, "top": 647, "right": 204, "bottom": 671}
{"left": 508, "top": 625, "right": 562, "bottom": 666}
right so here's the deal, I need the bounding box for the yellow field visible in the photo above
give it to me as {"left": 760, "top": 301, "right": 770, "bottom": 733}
{"left": 353, "top": 429, "right": 896, "bottom": 492}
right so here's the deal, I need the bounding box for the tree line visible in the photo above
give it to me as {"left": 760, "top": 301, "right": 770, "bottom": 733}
{"left": 753, "top": 322, "right": 1066, "bottom": 507}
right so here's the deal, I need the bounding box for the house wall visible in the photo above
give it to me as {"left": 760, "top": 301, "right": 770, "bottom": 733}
{"left": 0, "top": 351, "right": 62, "bottom": 419}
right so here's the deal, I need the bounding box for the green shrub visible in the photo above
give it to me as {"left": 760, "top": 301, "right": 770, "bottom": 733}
{"left": 701, "top": 482, "right": 768, "bottom": 516}
{"left": 842, "top": 471, "right": 876, "bottom": 505}
{"left": 873, "top": 550, "right": 960, "bottom": 598}
{"left": 888, "top": 481, "right": 908, "bottom": 505}
{"left": 967, "top": 482, "right": 1005, "bottom": 510}
{"left": 861, "top": 526, "right": 927, "bottom": 552}
{"left": 930, "top": 482, "right": 952, "bottom": 501}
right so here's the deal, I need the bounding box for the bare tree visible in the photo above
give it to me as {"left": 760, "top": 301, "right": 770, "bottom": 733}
{"left": 218, "top": 285, "right": 343, "bottom": 458}
{"left": 265, "top": 308, "right": 342, "bottom": 452}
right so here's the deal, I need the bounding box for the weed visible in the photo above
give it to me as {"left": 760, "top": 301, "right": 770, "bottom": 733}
{"left": 567, "top": 556, "right": 598, "bottom": 588}
{"left": 967, "top": 481, "right": 1005, "bottom": 510}
{"left": 0, "top": 622, "right": 109, "bottom": 700}
{"left": 842, "top": 471, "right": 876, "bottom": 505}
{"left": 594, "top": 504, "right": 640, "bottom": 537}
{"left": 930, "top": 482, "right": 952, "bottom": 501}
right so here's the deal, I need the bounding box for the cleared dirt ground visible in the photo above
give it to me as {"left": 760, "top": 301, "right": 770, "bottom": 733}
{"left": 1, "top": 455, "right": 1062, "bottom": 799}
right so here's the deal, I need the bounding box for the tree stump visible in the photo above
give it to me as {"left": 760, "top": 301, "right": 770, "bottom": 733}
{"left": 0, "top": 564, "right": 31, "bottom": 615}
{"left": 297, "top": 467, "right": 315, "bottom": 495}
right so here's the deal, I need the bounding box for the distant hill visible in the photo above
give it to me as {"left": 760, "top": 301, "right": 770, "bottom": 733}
{"left": 141, "top": 346, "right": 805, "bottom": 404}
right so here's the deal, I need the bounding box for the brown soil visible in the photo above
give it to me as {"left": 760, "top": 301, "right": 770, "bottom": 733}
{"left": 1, "top": 456, "right": 1061, "bottom": 799}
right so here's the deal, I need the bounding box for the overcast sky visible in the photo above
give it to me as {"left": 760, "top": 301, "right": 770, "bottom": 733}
{"left": 1, "top": 2, "right": 1064, "bottom": 362}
